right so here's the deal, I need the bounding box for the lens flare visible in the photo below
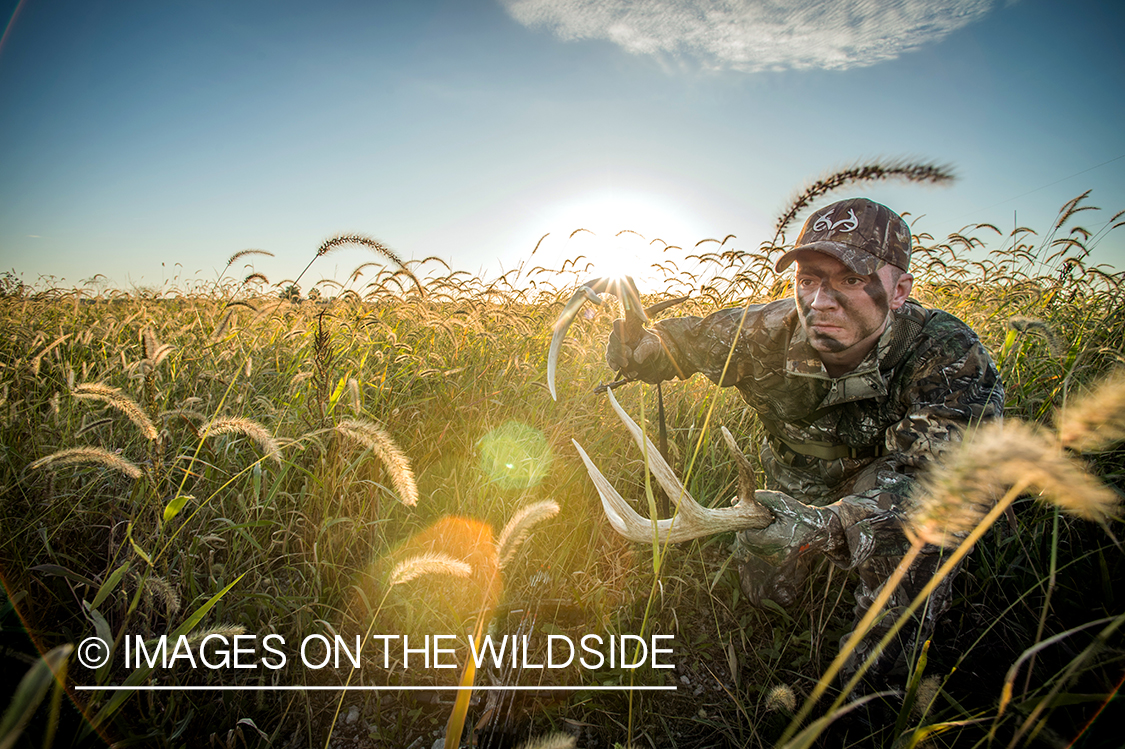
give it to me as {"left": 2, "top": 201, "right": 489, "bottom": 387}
{"left": 477, "top": 421, "right": 552, "bottom": 490}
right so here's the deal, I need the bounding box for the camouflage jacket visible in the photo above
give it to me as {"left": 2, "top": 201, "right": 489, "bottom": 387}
{"left": 634, "top": 298, "right": 1004, "bottom": 566}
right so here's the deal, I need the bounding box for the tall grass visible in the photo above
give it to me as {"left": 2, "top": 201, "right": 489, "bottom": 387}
{"left": 0, "top": 191, "right": 1122, "bottom": 747}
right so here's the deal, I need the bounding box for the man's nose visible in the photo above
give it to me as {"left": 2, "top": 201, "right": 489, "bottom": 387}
{"left": 809, "top": 282, "right": 838, "bottom": 309}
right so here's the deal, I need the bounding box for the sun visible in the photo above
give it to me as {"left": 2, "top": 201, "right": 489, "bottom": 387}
{"left": 534, "top": 189, "right": 703, "bottom": 283}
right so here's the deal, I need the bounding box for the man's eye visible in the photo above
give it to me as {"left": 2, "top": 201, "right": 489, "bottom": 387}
{"left": 844, "top": 277, "right": 865, "bottom": 286}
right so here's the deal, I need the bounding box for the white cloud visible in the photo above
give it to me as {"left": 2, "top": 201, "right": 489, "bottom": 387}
{"left": 499, "top": 0, "right": 1007, "bottom": 72}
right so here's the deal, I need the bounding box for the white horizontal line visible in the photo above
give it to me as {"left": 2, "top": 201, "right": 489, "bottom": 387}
{"left": 75, "top": 685, "right": 676, "bottom": 692}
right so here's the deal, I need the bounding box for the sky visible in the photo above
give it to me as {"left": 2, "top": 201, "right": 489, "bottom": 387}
{"left": 1, "top": 0, "right": 1123, "bottom": 291}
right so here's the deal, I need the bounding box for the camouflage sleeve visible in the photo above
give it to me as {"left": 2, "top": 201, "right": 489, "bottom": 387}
{"left": 827, "top": 324, "right": 1005, "bottom": 567}
{"left": 625, "top": 305, "right": 783, "bottom": 385}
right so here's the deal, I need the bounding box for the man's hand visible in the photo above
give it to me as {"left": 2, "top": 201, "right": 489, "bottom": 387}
{"left": 735, "top": 490, "right": 843, "bottom": 567}
{"left": 606, "top": 319, "right": 664, "bottom": 381}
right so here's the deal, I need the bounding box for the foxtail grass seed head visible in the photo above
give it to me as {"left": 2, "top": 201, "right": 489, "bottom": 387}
{"left": 29, "top": 334, "right": 69, "bottom": 377}
{"left": 1008, "top": 316, "right": 1063, "bottom": 358}
{"left": 226, "top": 248, "right": 274, "bottom": 268}
{"left": 910, "top": 420, "right": 1120, "bottom": 547}
{"left": 312, "top": 234, "right": 427, "bottom": 298}
{"left": 185, "top": 624, "right": 248, "bottom": 648}
{"left": 139, "top": 329, "right": 174, "bottom": 373}
{"left": 765, "top": 684, "right": 797, "bottom": 713}
{"left": 349, "top": 261, "right": 382, "bottom": 282}
{"left": 388, "top": 552, "right": 473, "bottom": 587}
{"left": 316, "top": 234, "right": 405, "bottom": 267}
{"left": 347, "top": 377, "right": 361, "bottom": 414}
{"left": 72, "top": 382, "right": 158, "bottom": 441}
{"left": 75, "top": 418, "right": 114, "bottom": 438}
{"left": 772, "top": 159, "right": 955, "bottom": 244}
{"left": 150, "top": 345, "right": 173, "bottom": 368}
{"left": 335, "top": 419, "right": 419, "bottom": 506}
{"left": 141, "top": 327, "right": 158, "bottom": 360}
{"left": 30, "top": 447, "right": 144, "bottom": 480}
{"left": 496, "top": 500, "right": 560, "bottom": 571}
{"left": 514, "top": 734, "right": 577, "bottom": 749}
{"left": 143, "top": 575, "right": 182, "bottom": 617}
{"left": 210, "top": 307, "right": 236, "bottom": 341}
{"left": 204, "top": 417, "right": 281, "bottom": 464}
{"left": 159, "top": 408, "right": 204, "bottom": 425}
{"left": 912, "top": 676, "right": 942, "bottom": 721}
{"left": 1058, "top": 367, "right": 1125, "bottom": 453}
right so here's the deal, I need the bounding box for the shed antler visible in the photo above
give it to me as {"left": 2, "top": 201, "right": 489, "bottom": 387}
{"left": 573, "top": 388, "right": 773, "bottom": 544}
{"left": 547, "top": 276, "right": 647, "bottom": 401}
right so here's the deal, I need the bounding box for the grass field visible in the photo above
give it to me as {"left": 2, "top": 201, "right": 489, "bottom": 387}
{"left": 2, "top": 189, "right": 1123, "bottom": 748}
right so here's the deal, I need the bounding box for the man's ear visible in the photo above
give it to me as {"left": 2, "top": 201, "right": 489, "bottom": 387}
{"left": 889, "top": 272, "right": 913, "bottom": 311}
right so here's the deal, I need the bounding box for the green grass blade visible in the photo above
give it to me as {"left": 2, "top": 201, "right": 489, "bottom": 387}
{"left": 90, "top": 562, "right": 130, "bottom": 611}
{"left": 895, "top": 639, "right": 930, "bottom": 739}
{"left": 0, "top": 644, "right": 72, "bottom": 749}
{"left": 87, "top": 573, "right": 246, "bottom": 730}
{"left": 162, "top": 493, "right": 195, "bottom": 523}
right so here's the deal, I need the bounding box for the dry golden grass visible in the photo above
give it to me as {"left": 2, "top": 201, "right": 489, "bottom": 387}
{"left": 334, "top": 418, "right": 418, "bottom": 506}
{"left": 2, "top": 187, "right": 1122, "bottom": 748}
{"left": 72, "top": 383, "right": 158, "bottom": 440}
{"left": 1058, "top": 366, "right": 1125, "bottom": 453}
{"left": 388, "top": 552, "right": 473, "bottom": 587}
{"left": 203, "top": 416, "right": 281, "bottom": 464}
{"left": 496, "top": 499, "right": 560, "bottom": 571}
{"left": 29, "top": 446, "right": 144, "bottom": 480}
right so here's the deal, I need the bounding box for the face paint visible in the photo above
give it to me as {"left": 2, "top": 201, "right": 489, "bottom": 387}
{"left": 800, "top": 277, "right": 868, "bottom": 323}
{"left": 794, "top": 255, "right": 895, "bottom": 369}
{"left": 796, "top": 272, "right": 845, "bottom": 318}
{"left": 862, "top": 275, "right": 890, "bottom": 315}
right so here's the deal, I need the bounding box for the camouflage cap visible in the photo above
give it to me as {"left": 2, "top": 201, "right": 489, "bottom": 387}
{"left": 775, "top": 197, "right": 912, "bottom": 275}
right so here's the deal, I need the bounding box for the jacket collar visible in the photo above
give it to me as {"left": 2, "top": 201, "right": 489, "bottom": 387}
{"left": 784, "top": 313, "right": 897, "bottom": 406}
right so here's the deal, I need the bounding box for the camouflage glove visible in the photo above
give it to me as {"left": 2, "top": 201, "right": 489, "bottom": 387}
{"left": 735, "top": 490, "right": 844, "bottom": 567}
{"left": 606, "top": 319, "right": 664, "bottom": 382}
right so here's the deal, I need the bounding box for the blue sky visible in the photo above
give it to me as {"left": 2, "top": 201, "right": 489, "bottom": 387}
{"left": 1, "top": 0, "right": 1123, "bottom": 290}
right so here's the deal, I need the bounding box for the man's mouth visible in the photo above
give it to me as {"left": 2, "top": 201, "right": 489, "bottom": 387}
{"left": 808, "top": 320, "right": 844, "bottom": 333}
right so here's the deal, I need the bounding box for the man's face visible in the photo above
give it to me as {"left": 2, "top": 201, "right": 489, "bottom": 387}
{"left": 794, "top": 253, "right": 910, "bottom": 361}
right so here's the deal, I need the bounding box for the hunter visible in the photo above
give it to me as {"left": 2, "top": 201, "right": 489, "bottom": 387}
{"left": 606, "top": 197, "right": 1004, "bottom": 677}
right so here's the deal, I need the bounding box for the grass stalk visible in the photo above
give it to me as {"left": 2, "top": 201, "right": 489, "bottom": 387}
{"left": 781, "top": 478, "right": 1030, "bottom": 746}
{"left": 1024, "top": 506, "right": 1061, "bottom": 697}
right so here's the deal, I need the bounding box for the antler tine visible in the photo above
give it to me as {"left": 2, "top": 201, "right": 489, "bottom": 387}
{"left": 602, "top": 387, "right": 708, "bottom": 523}
{"left": 572, "top": 440, "right": 677, "bottom": 543}
{"left": 573, "top": 436, "right": 773, "bottom": 544}
{"left": 547, "top": 280, "right": 606, "bottom": 401}
{"left": 547, "top": 276, "right": 653, "bottom": 401}
{"left": 720, "top": 426, "right": 757, "bottom": 500}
